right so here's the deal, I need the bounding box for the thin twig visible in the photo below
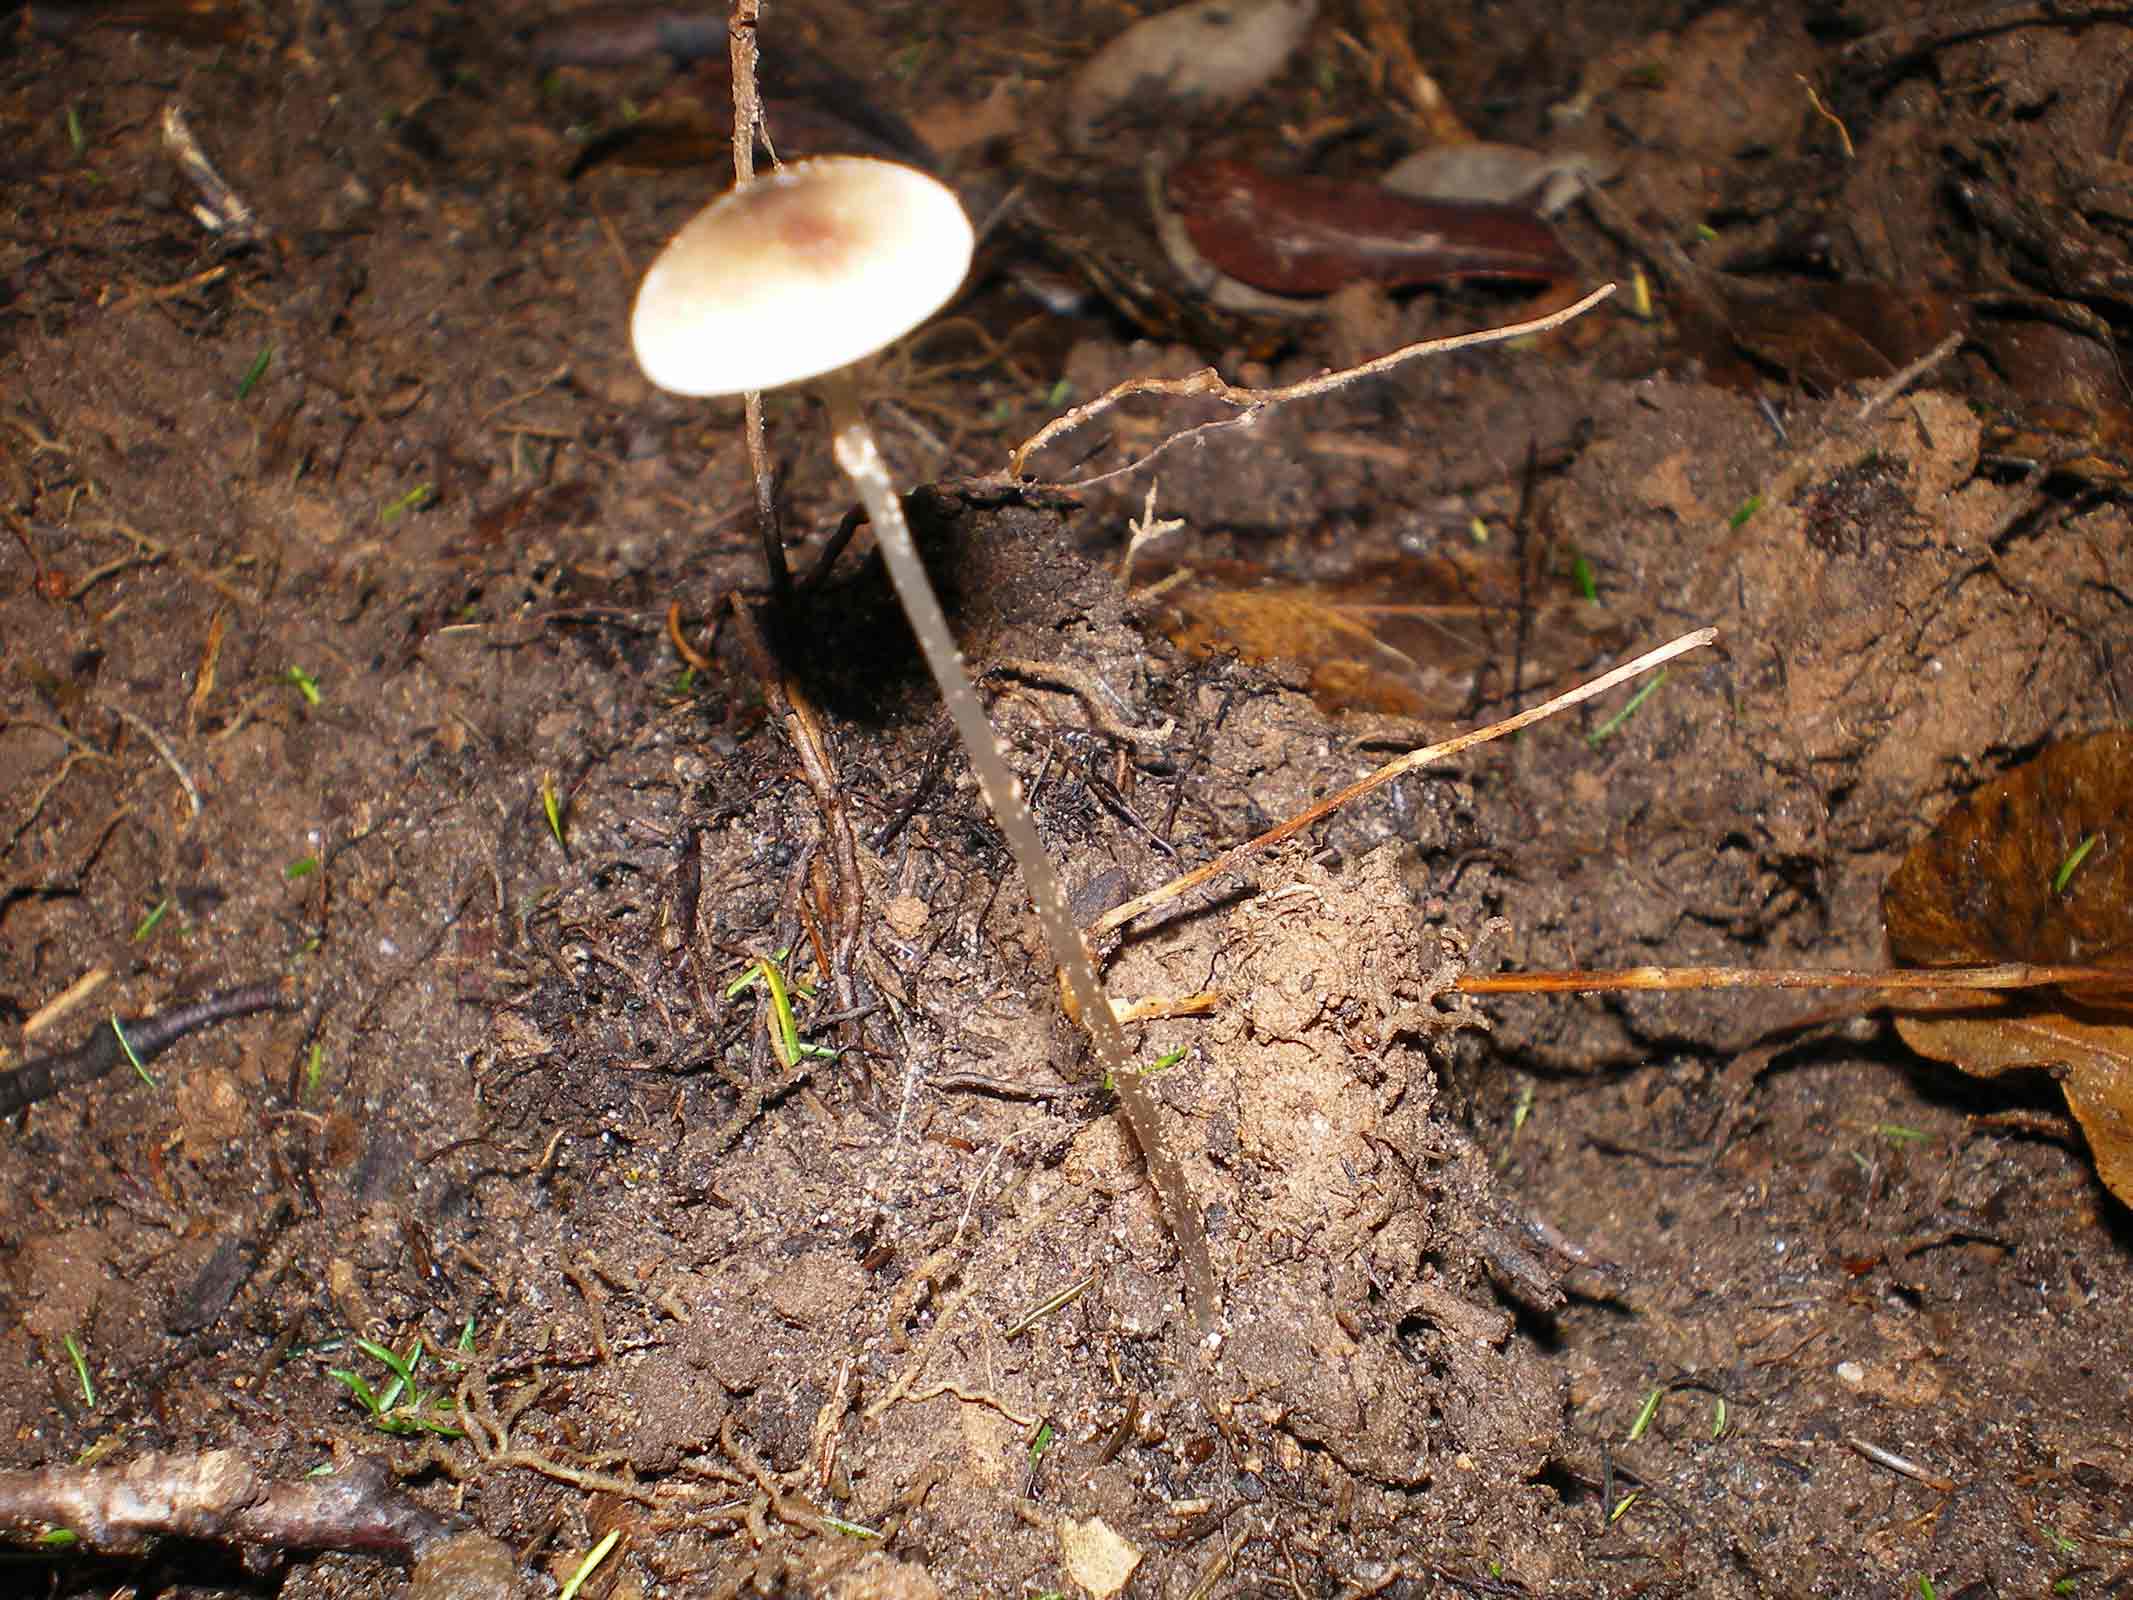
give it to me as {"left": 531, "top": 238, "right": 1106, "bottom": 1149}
{"left": 1093, "top": 626, "right": 1715, "bottom": 938}
{"left": 1005, "top": 282, "right": 1617, "bottom": 483}
{"left": 866, "top": 1187, "right": 1072, "bottom": 1420}
{"left": 902, "top": 1382, "right": 1038, "bottom": 1429}
{"left": 729, "top": 597, "right": 865, "bottom": 1001}
{"left": 1855, "top": 329, "right": 1965, "bottom": 422}
{"left": 728, "top": 0, "right": 787, "bottom": 598}
{"left": 0, "top": 981, "right": 293, "bottom": 1119}
{"left": 986, "top": 657, "right": 1176, "bottom": 754}
{"left": 1459, "top": 962, "right": 2130, "bottom": 995}
{"left": 100, "top": 699, "right": 201, "bottom": 814}
{"left": 21, "top": 967, "right": 112, "bottom": 1040}
{"left": 3, "top": 746, "right": 101, "bottom": 860}
{"left": 1846, "top": 1435, "right": 1956, "bottom": 1494}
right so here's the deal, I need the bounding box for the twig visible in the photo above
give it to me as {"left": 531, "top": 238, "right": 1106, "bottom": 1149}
{"left": 21, "top": 967, "right": 111, "bottom": 1041}
{"left": 1846, "top": 1435, "right": 1956, "bottom": 1495}
{"left": 729, "top": 597, "right": 865, "bottom": 1000}
{"left": 1459, "top": 962, "right": 2132, "bottom": 995}
{"left": 985, "top": 657, "right": 1176, "bottom": 755}
{"left": 452, "top": 1359, "right": 656, "bottom": 1504}
{"left": 1856, "top": 329, "right": 1964, "bottom": 422}
{"left": 563, "top": 1259, "right": 612, "bottom": 1365}
{"left": 1093, "top": 626, "right": 1715, "bottom": 938}
{"left": 0, "top": 981, "right": 294, "bottom": 1118}
{"left": 665, "top": 599, "right": 714, "bottom": 669}
{"left": 1, "top": 742, "right": 104, "bottom": 861}
{"left": 97, "top": 697, "right": 200, "bottom": 817}
{"left": 1005, "top": 282, "right": 1617, "bottom": 483}
{"left": 902, "top": 1382, "right": 1038, "bottom": 1429}
{"left": 866, "top": 1187, "right": 1072, "bottom": 1421}
{"left": 929, "top": 1070, "right": 1090, "bottom": 1102}
{"left": 87, "top": 518, "right": 256, "bottom": 607}
{"left": 0, "top": 1449, "right": 451, "bottom": 1561}
{"left": 728, "top": 0, "right": 786, "bottom": 598}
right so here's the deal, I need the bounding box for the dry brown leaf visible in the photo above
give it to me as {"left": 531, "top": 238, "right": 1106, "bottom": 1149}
{"left": 1721, "top": 283, "right": 1966, "bottom": 392}
{"left": 1894, "top": 1003, "right": 2133, "bottom": 1202}
{"left": 1152, "top": 549, "right": 1624, "bottom": 717}
{"left": 1159, "top": 583, "right": 1435, "bottom": 715}
{"left": 1882, "top": 730, "right": 2133, "bottom": 1202}
{"left": 1885, "top": 730, "right": 2133, "bottom": 971}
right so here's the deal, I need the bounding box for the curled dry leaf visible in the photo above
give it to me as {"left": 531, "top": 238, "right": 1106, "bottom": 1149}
{"left": 1882, "top": 730, "right": 2133, "bottom": 1201}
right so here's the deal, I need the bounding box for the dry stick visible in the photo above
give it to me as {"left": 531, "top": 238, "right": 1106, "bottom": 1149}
{"left": 21, "top": 965, "right": 110, "bottom": 1040}
{"left": 97, "top": 698, "right": 201, "bottom": 818}
{"left": 1092, "top": 627, "right": 1717, "bottom": 940}
{"left": 0, "top": 1449, "right": 451, "bottom": 1561}
{"left": 727, "top": 601, "right": 866, "bottom": 1009}
{"left": 1855, "top": 330, "right": 1965, "bottom": 422}
{"left": 727, "top": 0, "right": 786, "bottom": 598}
{"left": 1006, "top": 281, "right": 1618, "bottom": 485}
{"left": 162, "top": 103, "right": 263, "bottom": 243}
{"left": 1355, "top": 0, "right": 1475, "bottom": 144}
{"left": 1459, "top": 962, "right": 2132, "bottom": 995}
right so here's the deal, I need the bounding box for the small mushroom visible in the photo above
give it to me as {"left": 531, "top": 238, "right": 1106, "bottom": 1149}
{"left": 630, "top": 157, "right": 1217, "bottom": 1326}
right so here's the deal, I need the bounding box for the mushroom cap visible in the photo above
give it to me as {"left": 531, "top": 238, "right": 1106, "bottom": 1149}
{"left": 630, "top": 157, "right": 975, "bottom": 398}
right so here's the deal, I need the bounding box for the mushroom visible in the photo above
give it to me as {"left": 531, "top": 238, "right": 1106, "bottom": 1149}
{"left": 630, "top": 156, "right": 1217, "bottom": 1327}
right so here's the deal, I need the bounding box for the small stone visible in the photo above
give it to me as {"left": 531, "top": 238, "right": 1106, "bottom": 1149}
{"left": 1058, "top": 1515, "right": 1141, "bottom": 1598}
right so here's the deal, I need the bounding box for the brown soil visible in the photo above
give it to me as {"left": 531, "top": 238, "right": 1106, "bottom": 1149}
{"left": 4, "top": 2, "right": 2132, "bottom": 1597}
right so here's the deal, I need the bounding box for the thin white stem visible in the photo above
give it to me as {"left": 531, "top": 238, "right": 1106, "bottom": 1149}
{"left": 822, "top": 372, "right": 1217, "bottom": 1328}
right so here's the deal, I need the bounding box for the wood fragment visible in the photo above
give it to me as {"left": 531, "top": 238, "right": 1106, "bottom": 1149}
{"left": 0, "top": 1449, "right": 451, "bottom": 1561}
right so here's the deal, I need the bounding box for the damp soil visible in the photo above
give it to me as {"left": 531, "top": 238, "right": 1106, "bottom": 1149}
{"left": 4, "top": 2, "right": 2133, "bottom": 1597}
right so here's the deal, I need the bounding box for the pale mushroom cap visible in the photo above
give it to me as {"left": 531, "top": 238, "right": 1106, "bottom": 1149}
{"left": 630, "top": 157, "right": 975, "bottom": 398}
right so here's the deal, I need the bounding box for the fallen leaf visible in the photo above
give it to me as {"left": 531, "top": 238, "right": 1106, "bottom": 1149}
{"left": 1152, "top": 550, "right": 1624, "bottom": 717}
{"left": 1883, "top": 730, "right": 2133, "bottom": 1202}
{"left": 1884, "top": 730, "right": 2133, "bottom": 972}
{"left": 1165, "top": 158, "right": 1572, "bottom": 296}
{"left": 1722, "top": 283, "right": 1966, "bottom": 392}
{"left": 1894, "top": 1003, "right": 2133, "bottom": 1201}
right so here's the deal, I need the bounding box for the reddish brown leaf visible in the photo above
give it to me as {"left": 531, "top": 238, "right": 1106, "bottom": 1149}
{"left": 1165, "top": 159, "right": 1573, "bottom": 297}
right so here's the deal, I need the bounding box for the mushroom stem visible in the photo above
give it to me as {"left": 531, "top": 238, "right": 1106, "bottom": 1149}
{"left": 820, "top": 372, "right": 1217, "bottom": 1330}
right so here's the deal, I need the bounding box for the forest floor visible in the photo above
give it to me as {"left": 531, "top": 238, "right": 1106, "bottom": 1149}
{"left": 4, "top": 1, "right": 2132, "bottom": 1596}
